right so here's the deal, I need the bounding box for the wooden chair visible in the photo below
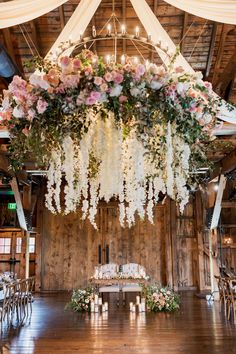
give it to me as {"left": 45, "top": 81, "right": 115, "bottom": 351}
{"left": 222, "top": 277, "right": 236, "bottom": 323}
{"left": 0, "top": 284, "right": 11, "bottom": 328}
{"left": 215, "top": 275, "right": 227, "bottom": 316}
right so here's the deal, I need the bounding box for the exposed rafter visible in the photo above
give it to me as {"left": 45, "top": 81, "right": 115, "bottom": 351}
{"left": 205, "top": 23, "right": 217, "bottom": 79}
{"left": 180, "top": 12, "right": 188, "bottom": 54}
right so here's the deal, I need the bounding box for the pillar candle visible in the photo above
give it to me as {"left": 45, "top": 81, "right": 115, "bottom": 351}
{"left": 91, "top": 301, "right": 95, "bottom": 312}
{"left": 141, "top": 303, "right": 146, "bottom": 312}
{"left": 94, "top": 294, "right": 98, "bottom": 304}
{"left": 98, "top": 297, "right": 102, "bottom": 305}
{"left": 132, "top": 304, "right": 136, "bottom": 312}
{"left": 104, "top": 302, "right": 108, "bottom": 311}
{"left": 102, "top": 304, "right": 106, "bottom": 312}
{"left": 129, "top": 302, "right": 133, "bottom": 311}
{"left": 138, "top": 304, "right": 142, "bottom": 312}
{"left": 141, "top": 297, "right": 145, "bottom": 304}
{"left": 94, "top": 305, "right": 99, "bottom": 313}
{"left": 136, "top": 296, "right": 140, "bottom": 305}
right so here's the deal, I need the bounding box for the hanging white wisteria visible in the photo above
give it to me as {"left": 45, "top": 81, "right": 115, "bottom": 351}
{"left": 0, "top": 49, "right": 223, "bottom": 228}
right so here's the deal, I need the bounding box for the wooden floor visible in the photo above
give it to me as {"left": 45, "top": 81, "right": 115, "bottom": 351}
{"left": 1, "top": 292, "right": 236, "bottom": 354}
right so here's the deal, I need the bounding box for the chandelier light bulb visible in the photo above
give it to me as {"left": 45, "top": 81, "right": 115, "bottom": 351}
{"left": 135, "top": 26, "right": 140, "bottom": 38}
{"left": 121, "top": 24, "right": 126, "bottom": 35}
{"left": 134, "top": 56, "right": 139, "bottom": 64}
{"left": 107, "top": 24, "right": 112, "bottom": 36}
{"left": 121, "top": 54, "right": 126, "bottom": 65}
{"left": 106, "top": 54, "right": 111, "bottom": 64}
{"left": 147, "top": 33, "right": 151, "bottom": 41}
{"left": 92, "top": 25, "right": 96, "bottom": 38}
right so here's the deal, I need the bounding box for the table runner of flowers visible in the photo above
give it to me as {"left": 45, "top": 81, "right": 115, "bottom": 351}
{"left": 0, "top": 49, "right": 225, "bottom": 227}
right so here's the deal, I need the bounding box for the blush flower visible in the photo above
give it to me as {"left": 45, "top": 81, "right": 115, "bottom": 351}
{"left": 36, "top": 99, "right": 48, "bottom": 114}
{"left": 113, "top": 72, "right": 124, "bottom": 84}
{"left": 104, "top": 72, "right": 113, "bottom": 82}
{"left": 94, "top": 76, "right": 103, "bottom": 86}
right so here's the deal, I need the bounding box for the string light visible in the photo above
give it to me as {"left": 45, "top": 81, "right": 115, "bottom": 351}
{"left": 106, "top": 54, "right": 111, "bottom": 64}
{"left": 121, "top": 54, "right": 126, "bottom": 65}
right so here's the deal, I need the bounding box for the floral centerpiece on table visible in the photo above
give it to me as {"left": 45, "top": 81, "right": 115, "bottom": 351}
{"left": 0, "top": 49, "right": 223, "bottom": 228}
{"left": 65, "top": 287, "right": 94, "bottom": 312}
{"left": 142, "top": 284, "right": 180, "bottom": 312}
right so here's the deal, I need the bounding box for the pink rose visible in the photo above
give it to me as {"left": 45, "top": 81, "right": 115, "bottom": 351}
{"left": 73, "top": 58, "right": 82, "bottom": 70}
{"left": 60, "top": 56, "right": 71, "bottom": 68}
{"left": 119, "top": 95, "right": 127, "bottom": 103}
{"left": 86, "top": 96, "right": 96, "bottom": 105}
{"left": 90, "top": 91, "right": 101, "bottom": 100}
{"left": 104, "top": 72, "right": 113, "bottom": 82}
{"left": 94, "top": 76, "right": 103, "bottom": 86}
{"left": 114, "top": 72, "right": 124, "bottom": 84}
{"left": 36, "top": 99, "right": 48, "bottom": 114}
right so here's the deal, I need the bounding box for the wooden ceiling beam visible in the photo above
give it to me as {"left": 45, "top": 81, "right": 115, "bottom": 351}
{"left": 214, "top": 48, "right": 236, "bottom": 97}
{"left": 29, "top": 21, "right": 41, "bottom": 56}
{"left": 205, "top": 23, "right": 217, "bottom": 79}
{"left": 180, "top": 12, "right": 188, "bottom": 54}
{"left": 59, "top": 5, "right": 66, "bottom": 30}
{"left": 212, "top": 24, "right": 229, "bottom": 85}
{"left": 211, "top": 149, "right": 236, "bottom": 180}
{"left": 2, "top": 28, "right": 17, "bottom": 64}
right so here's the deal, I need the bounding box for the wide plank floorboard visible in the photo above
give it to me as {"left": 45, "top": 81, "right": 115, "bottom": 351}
{"left": 1, "top": 292, "right": 236, "bottom": 354}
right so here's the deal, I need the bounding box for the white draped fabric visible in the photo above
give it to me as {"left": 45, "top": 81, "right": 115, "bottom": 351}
{"left": 163, "top": 0, "right": 236, "bottom": 25}
{"left": 0, "top": 0, "right": 69, "bottom": 29}
{"left": 46, "top": 0, "right": 102, "bottom": 60}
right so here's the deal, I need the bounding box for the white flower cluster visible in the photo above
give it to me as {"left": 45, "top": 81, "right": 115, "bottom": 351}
{"left": 45, "top": 110, "right": 191, "bottom": 228}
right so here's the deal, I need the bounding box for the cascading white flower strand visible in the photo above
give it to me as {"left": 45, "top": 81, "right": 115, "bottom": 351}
{"left": 45, "top": 111, "right": 191, "bottom": 228}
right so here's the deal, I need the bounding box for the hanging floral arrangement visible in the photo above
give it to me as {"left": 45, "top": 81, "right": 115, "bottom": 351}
{"left": 0, "top": 50, "right": 222, "bottom": 228}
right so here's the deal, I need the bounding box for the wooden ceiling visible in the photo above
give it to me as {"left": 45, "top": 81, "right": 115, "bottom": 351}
{"left": 0, "top": 0, "right": 236, "bottom": 171}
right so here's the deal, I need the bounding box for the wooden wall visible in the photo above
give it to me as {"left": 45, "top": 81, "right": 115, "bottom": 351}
{"left": 39, "top": 203, "right": 168, "bottom": 291}
{"left": 37, "top": 195, "right": 204, "bottom": 292}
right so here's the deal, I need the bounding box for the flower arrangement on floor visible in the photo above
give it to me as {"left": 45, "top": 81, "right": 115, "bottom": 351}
{"left": 0, "top": 49, "right": 223, "bottom": 227}
{"left": 142, "top": 284, "right": 180, "bottom": 312}
{"left": 65, "top": 287, "right": 94, "bottom": 312}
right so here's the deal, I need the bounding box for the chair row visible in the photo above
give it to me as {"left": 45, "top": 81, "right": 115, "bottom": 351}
{"left": 0, "top": 277, "right": 34, "bottom": 328}
{"left": 215, "top": 275, "right": 236, "bottom": 323}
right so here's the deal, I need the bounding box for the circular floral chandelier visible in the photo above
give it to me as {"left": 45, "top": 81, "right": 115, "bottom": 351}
{"left": 0, "top": 48, "right": 222, "bottom": 228}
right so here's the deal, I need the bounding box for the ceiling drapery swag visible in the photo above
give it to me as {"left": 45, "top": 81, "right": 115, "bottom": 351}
{"left": 163, "top": 0, "right": 236, "bottom": 25}
{"left": 0, "top": 0, "right": 69, "bottom": 29}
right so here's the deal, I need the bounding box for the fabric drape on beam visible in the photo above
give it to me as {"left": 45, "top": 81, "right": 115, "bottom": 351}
{"left": 46, "top": 0, "right": 102, "bottom": 60}
{"left": 130, "top": 0, "right": 194, "bottom": 73}
{"left": 163, "top": 0, "right": 236, "bottom": 25}
{"left": 0, "top": 0, "right": 69, "bottom": 29}
{"left": 131, "top": 0, "right": 236, "bottom": 123}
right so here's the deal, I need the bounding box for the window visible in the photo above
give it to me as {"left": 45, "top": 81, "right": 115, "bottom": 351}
{"left": 0, "top": 237, "right": 11, "bottom": 254}
{"left": 16, "top": 237, "right": 22, "bottom": 253}
{"left": 29, "top": 237, "right": 35, "bottom": 253}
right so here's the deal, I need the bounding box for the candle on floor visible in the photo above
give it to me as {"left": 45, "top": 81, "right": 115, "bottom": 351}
{"left": 141, "top": 297, "right": 145, "bottom": 304}
{"left": 136, "top": 296, "right": 140, "bottom": 304}
{"left": 104, "top": 302, "right": 108, "bottom": 311}
{"left": 98, "top": 297, "right": 102, "bottom": 305}
{"left": 138, "top": 304, "right": 142, "bottom": 312}
{"left": 102, "top": 304, "right": 106, "bottom": 312}
{"left": 132, "top": 304, "right": 136, "bottom": 312}
{"left": 94, "top": 305, "right": 99, "bottom": 313}
{"left": 94, "top": 294, "right": 98, "bottom": 304}
{"left": 141, "top": 302, "right": 146, "bottom": 312}
{"left": 91, "top": 301, "right": 95, "bottom": 312}
{"left": 129, "top": 302, "right": 133, "bottom": 311}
